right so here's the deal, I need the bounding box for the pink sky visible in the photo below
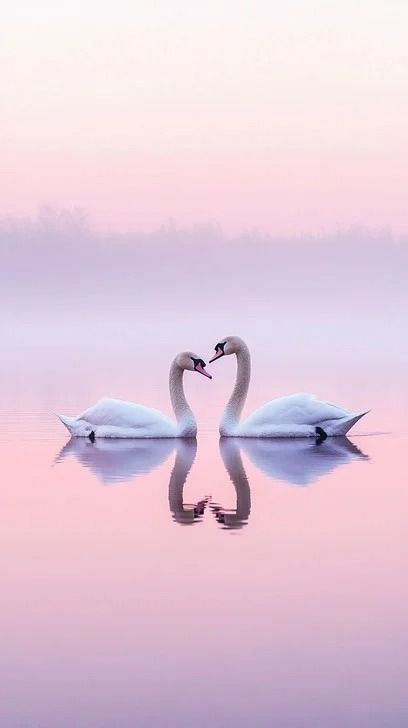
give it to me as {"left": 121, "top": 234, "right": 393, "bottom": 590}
{"left": 2, "top": 1, "right": 408, "bottom": 234}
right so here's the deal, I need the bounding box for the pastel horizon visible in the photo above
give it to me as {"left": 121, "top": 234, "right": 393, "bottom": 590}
{"left": 3, "top": 0, "right": 408, "bottom": 235}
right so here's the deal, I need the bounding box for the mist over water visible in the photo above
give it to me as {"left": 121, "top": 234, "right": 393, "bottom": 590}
{"left": 2, "top": 209, "right": 407, "bottom": 315}
{"left": 1, "top": 210, "right": 406, "bottom": 430}
{"left": 1, "top": 212, "right": 407, "bottom": 726}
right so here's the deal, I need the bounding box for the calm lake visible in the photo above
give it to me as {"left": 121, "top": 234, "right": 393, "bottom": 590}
{"left": 0, "top": 307, "right": 407, "bottom": 727}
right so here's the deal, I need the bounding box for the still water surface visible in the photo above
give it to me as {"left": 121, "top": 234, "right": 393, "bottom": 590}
{"left": 0, "top": 320, "right": 407, "bottom": 727}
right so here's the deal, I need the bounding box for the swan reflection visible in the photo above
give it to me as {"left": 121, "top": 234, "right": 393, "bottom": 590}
{"left": 168, "top": 439, "right": 209, "bottom": 525}
{"left": 54, "top": 434, "right": 368, "bottom": 530}
{"left": 210, "top": 438, "right": 251, "bottom": 530}
{"left": 238, "top": 436, "right": 369, "bottom": 486}
{"left": 55, "top": 437, "right": 207, "bottom": 524}
{"left": 211, "top": 435, "right": 368, "bottom": 530}
{"left": 55, "top": 437, "right": 175, "bottom": 484}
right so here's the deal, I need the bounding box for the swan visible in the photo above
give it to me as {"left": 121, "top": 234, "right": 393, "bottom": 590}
{"left": 58, "top": 352, "right": 211, "bottom": 439}
{"left": 209, "top": 336, "right": 368, "bottom": 438}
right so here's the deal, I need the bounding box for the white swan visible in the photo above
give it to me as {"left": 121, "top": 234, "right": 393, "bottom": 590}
{"left": 209, "top": 336, "right": 368, "bottom": 438}
{"left": 58, "top": 352, "right": 211, "bottom": 439}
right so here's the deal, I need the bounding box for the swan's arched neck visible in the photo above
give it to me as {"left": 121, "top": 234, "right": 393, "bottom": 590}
{"left": 169, "top": 359, "right": 197, "bottom": 437}
{"left": 220, "top": 341, "right": 251, "bottom": 436}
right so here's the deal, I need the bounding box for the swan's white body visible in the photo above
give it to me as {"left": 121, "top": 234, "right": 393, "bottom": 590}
{"left": 233, "top": 392, "right": 367, "bottom": 438}
{"left": 58, "top": 353, "right": 210, "bottom": 439}
{"left": 211, "top": 337, "right": 368, "bottom": 438}
{"left": 59, "top": 398, "right": 181, "bottom": 439}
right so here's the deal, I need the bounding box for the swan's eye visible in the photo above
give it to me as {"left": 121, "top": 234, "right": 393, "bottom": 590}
{"left": 209, "top": 341, "right": 227, "bottom": 363}
{"left": 191, "top": 357, "right": 212, "bottom": 379}
{"left": 191, "top": 357, "right": 207, "bottom": 369}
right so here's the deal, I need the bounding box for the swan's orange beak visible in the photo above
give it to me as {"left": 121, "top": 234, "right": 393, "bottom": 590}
{"left": 195, "top": 362, "right": 212, "bottom": 379}
{"left": 209, "top": 349, "right": 224, "bottom": 363}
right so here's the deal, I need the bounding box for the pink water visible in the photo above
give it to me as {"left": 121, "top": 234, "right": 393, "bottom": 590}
{"left": 0, "top": 320, "right": 407, "bottom": 727}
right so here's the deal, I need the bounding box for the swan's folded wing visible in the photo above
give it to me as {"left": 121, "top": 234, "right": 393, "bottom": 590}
{"left": 244, "top": 393, "right": 351, "bottom": 428}
{"left": 78, "top": 397, "right": 174, "bottom": 429}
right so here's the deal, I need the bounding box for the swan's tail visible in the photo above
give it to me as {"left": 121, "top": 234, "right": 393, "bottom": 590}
{"left": 324, "top": 411, "right": 369, "bottom": 436}
{"left": 57, "top": 414, "right": 84, "bottom": 436}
